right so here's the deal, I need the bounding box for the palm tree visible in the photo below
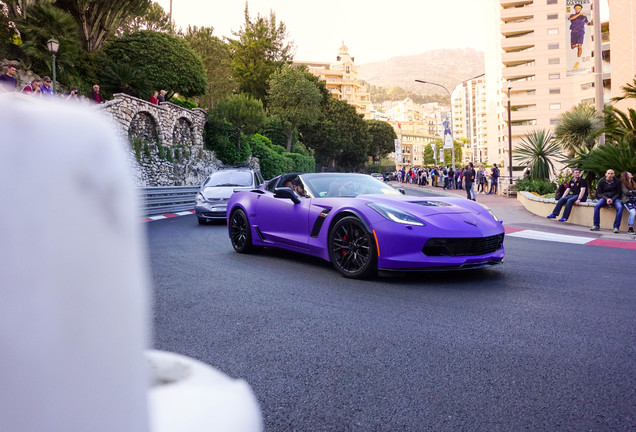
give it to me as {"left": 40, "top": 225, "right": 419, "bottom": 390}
{"left": 553, "top": 103, "right": 604, "bottom": 157}
{"left": 611, "top": 77, "right": 636, "bottom": 103}
{"left": 513, "top": 129, "right": 562, "bottom": 180}
{"left": 17, "top": 2, "right": 81, "bottom": 78}
{"left": 603, "top": 105, "right": 636, "bottom": 148}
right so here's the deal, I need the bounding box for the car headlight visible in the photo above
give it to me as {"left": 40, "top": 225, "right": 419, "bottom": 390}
{"left": 475, "top": 203, "right": 499, "bottom": 221}
{"left": 368, "top": 203, "right": 425, "bottom": 226}
{"left": 195, "top": 193, "right": 205, "bottom": 204}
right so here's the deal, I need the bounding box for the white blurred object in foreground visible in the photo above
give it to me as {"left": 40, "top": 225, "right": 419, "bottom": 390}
{"left": 0, "top": 94, "right": 262, "bottom": 432}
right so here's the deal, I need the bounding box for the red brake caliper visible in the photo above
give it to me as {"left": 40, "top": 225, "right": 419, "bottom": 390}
{"left": 342, "top": 234, "right": 348, "bottom": 256}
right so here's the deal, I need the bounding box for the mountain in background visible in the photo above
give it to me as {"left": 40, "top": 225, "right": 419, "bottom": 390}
{"left": 358, "top": 48, "right": 485, "bottom": 96}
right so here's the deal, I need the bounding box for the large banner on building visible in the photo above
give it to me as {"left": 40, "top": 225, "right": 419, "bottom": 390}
{"left": 442, "top": 117, "right": 453, "bottom": 149}
{"left": 394, "top": 139, "right": 402, "bottom": 164}
{"left": 565, "top": 0, "right": 594, "bottom": 76}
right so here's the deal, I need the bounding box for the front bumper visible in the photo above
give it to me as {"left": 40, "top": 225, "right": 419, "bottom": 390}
{"left": 195, "top": 203, "right": 228, "bottom": 220}
{"left": 373, "top": 220, "right": 505, "bottom": 271}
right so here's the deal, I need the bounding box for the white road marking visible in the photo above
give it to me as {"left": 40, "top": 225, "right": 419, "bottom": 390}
{"left": 507, "top": 229, "right": 592, "bottom": 244}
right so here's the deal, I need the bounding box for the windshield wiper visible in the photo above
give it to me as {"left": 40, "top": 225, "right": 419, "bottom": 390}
{"left": 212, "top": 183, "right": 243, "bottom": 187}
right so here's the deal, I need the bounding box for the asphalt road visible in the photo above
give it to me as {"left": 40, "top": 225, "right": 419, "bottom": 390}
{"left": 147, "top": 190, "right": 636, "bottom": 431}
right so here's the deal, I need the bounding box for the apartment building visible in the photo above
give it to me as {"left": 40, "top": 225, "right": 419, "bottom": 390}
{"left": 485, "top": 0, "right": 612, "bottom": 178}
{"left": 451, "top": 77, "right": 489, "bottom": 166}
{"left": 608, "top": 0, "right": 636, "bottom": 112}
{"left": 295, "top": 44, "right": 372, "bottom": 119}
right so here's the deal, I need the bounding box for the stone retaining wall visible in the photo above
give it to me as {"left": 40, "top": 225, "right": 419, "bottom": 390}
{"left": 98, "top": 93, "right": 221, "bottom": 187}
{"left": 517, "top": 191, "right": 630, "bottom": 230}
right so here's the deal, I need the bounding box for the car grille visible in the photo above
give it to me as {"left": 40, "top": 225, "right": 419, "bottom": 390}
{"left": 202, "top": 211, "right": 225, "bottom": 217}
{"left": 422, "top": 234, "right": 504, "bottom": 257}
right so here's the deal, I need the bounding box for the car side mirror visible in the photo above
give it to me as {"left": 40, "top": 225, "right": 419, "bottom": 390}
{"left": 398, "top": 188, "right": 406, "bottom": 195}
{"left": 274, "top": 187, "right": 301, "bottom": 204}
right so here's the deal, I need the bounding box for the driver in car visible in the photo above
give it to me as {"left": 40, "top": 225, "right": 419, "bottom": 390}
{"left": 283, "top": 176, "right": 307, "bottom": 197}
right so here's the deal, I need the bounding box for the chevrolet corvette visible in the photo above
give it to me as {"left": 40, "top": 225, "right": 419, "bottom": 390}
{"left": 227, "top": 173, "right": 505, "bottom": 278}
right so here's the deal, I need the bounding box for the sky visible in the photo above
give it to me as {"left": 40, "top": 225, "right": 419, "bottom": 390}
{"left": 155, "top": 0, "right": 610, "bottom": 65}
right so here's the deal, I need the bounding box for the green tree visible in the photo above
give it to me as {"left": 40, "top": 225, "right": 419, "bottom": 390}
{"left": 611, "top": 76, "right": 636, "bottom": 103}
{"left": 603, "top": 105, "right": 636, "bottom": 148}
{"left": 55, "top": 0, "right": 151, "bottom": 51}
{"left": 366, "top": 119, "right": 397, "bottom": 162}
{"left": 103, "top": 30, "right": 207, "bottom": 98}
{"left": 301, "top": 98, "right": 369, "bottom": 169}
{"left": 16, "top": 1, "right": 81, "bottom": 80}
{"left": 267, "top": 64, "right": 322, "bottom": 152}
{"left": 443, "top": 140, "right": 463, "bottom": 167}
{"left": 228, "top": 2, "right": 294, "bottom": 102}
{"left": 422, "top": 143, "right": 435, "bottom": 165}
{"left": 513, "top": 129, "right": 561, "bottom": 180}
{"left": 183, "top": 25, "right": 235, "bottom": 109}
{"left": 554, "top": 103, "right": 604, "bottom": 157}
{"left": 3, "top": 0, "right": 41, "bottom": 19}
{"left": 100, "top": 61, "right": 150, "bottom": 98}
{"left": 116, "top": 1, "right": 173, "bottom": 36}
{"left": 214, "top": 93, "right": 265, "bottom": 152}
{"left": 578, "top": 141, "right": 636, "bottom": 176}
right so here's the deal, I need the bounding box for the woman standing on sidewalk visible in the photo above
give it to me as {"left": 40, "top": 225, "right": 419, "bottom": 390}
{"left": 620, "top": 171, "right": 636, "bottom": 234}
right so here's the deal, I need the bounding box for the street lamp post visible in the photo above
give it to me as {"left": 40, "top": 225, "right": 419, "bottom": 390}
{"left": 507, "top": 82, "right": 513, "bottom": 185}
{"left": 46, "top": 38, "right": 59, "bottom": 95}
{"left": 415, "top": 79, "right": 454, "bottom": 169}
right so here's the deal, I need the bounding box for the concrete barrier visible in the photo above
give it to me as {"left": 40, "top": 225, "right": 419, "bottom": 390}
{"left": 517, "top": 191, "right": 630, "bottom": 230}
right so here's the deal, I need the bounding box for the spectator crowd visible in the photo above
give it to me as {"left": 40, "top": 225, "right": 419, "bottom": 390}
{"left": 1, "top": 63, "right": 166, "bottom": 106}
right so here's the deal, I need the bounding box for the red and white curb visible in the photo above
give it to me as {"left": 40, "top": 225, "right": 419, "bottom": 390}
{"left": 142, "top": 210, "right": 195, "bottom": 222}
{"left": 505, "top": 226, "right": 636, "bottom": 250}
{"left": 141, "top": 211, "right": 636, "bottom": 250}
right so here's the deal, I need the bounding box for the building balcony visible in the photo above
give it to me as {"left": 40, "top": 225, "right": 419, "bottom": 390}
{"left": 505, "top": 80, "right": 536, "bottom": 93}
{"left": 501, "top": 0, "right": 533, "bottom": 7}
{"left": 510, "top": 110, "right": 537, "bottom": 123}
{"left": 501, "top": 34, "right": 535, "bottom": 51}
{"left": 502, "top": 49, "right": 536, "bottom": 65}
{"left": 500, "top": 6, "right": 533, "bottom": 21}
{"left": 501, "top": 21, "right": 535, "bottom": 36}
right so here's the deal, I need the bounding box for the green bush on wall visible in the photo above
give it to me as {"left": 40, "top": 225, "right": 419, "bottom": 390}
{"left": 248, "top": 134, "right": 315, "bottom": 179}
{"left": 514, "top": 178, "right": 556, "bottom": 195}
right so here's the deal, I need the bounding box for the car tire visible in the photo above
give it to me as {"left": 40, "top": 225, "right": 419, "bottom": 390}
{"left": 229, "top": 209, "right": 255, "bottom": 253}
{"left": 197, "top": 217, "right": 207, "bottom": 225}
{"left": 328, "top": 216, "right": 377, "bottom": 279}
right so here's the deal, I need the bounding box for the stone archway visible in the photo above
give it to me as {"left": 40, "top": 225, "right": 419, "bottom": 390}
{"left": 128, "top": 111, "right": 160, "bottom": 143}
{"left": 172, "top": 117, "right": 194, "bottom": 146}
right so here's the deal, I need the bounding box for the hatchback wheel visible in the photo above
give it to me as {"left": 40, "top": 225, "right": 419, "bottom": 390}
{"left": 328, "top": 216, "right": 377, "bottom": 278}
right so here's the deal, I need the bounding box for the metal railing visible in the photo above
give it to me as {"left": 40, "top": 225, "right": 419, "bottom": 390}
{"left": 139, "top": 186, "right": 199, "bottom": 216}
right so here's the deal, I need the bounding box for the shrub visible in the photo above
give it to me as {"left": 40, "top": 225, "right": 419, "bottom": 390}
{"left": 514, "top": 178, "right": 556, "bottom": 195}
{"left": 247, "top": 134, "right": 315, "bottom": 179}
{"left": 103, "top": 30, "right": 207, "bottom": 98}
{"left": 170, "top": 96, "right": 198, "bottom": 110}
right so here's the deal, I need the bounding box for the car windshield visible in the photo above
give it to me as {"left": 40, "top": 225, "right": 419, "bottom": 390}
{"left": 301, "top": 173, "right": 400, "bottom": 198}
{"left": 203, "top": 170, "right": 253, "bottom": 187}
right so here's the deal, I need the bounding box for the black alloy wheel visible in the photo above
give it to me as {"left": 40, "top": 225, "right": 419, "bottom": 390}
{"left": 229, "top": 209, "right": 254, "bottom": 253}
{"left": 328, "top": 216, "right": 377, "bottom": 278}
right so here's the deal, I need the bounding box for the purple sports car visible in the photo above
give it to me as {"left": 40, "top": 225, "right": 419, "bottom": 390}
{"left": 227, "top": 173, "right": 505, "bottom": 278}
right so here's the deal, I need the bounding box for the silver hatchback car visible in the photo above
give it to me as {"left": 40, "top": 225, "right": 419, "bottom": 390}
{"left": 195, "top": 167, "right": 264, "bottom": 224}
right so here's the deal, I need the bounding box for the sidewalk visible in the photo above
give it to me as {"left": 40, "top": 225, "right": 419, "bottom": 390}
{"left": 390, "top": 181, "right": 636, "bottom": 245}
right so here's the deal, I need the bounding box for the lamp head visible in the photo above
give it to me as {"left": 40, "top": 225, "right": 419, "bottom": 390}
{"left": 46, "top": 38, "right": 60, "bottom": 54}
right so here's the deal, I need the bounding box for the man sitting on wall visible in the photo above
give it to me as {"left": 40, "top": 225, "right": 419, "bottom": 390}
{"left": 590, "top": 169, "right": 623, "bottom": 233}
{"left": 547, "top": 168, "right": 587, "bottom": 222}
